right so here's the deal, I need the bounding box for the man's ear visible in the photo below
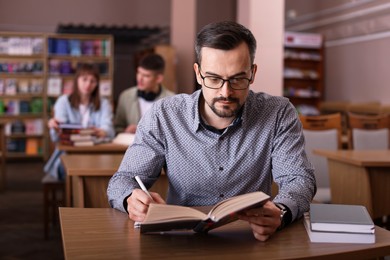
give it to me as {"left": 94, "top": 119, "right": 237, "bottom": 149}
{"left": 250, "top": 64, "right": 258, "bottom": 84}
{"left": 156, "top": 74, "right": 164, "bottom": 84}
{"left": 193, "top": 63, "right": 202, "bottom": 85}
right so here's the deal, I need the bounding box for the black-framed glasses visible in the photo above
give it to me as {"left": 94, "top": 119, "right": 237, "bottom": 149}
{"left": 198, "top": 66, "right": 253, "bottom": 90}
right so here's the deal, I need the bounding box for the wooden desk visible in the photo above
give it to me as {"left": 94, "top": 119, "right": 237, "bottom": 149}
{"left": 61, "top": 154, "right": 124, "bottom": 207}
{"left": 314, "top": 149, "right": 390, "bottom": 219}
{"left": 58, "top": 142, "right": 128, "bottom": 154}
{"left": 61, "top": 154, "right": 168, "bottom": 207}
{"left": 59, "top": 142, "right": 127, "bottom": 207}
{"left": 60, "top": 207, "right": 390, "bottom": 260}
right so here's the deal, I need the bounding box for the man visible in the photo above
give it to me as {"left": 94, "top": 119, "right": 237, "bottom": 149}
{"left": 107, "top": 21, "right": 316, "bottom": 241}
{"left": 114, "top": 53, "right": 174, "bottom": 133}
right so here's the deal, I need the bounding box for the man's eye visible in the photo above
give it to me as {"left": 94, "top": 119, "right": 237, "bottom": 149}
{"left": 208, "top": 77, "right": 221, "bottom": 83}
{"left": 230, "top": 78, "right": 245, "bottom": 84}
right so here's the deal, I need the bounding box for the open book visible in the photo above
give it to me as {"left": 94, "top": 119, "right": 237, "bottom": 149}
{"left": 140, "top": 191, "right": 270, "bottom": 234}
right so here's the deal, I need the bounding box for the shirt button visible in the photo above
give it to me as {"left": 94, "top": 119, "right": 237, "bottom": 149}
{"left": 219, "top": 166, "right": 223, "bottom": 171}
{"left": 219, "top": 194, "right": 224, "bottom": 198}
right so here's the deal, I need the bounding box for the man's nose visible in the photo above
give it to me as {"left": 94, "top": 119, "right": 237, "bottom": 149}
{"left": 220, "top": 80, "right": 233, "bottom": 96}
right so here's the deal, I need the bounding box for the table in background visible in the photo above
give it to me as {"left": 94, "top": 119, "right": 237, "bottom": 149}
{"left": 58, "top": 142, "right": 128, "bottom": 154}
{"left": 58, "top": 142, "right": 127, "bottom": 207}
{"left": 60, "top": 154, "right": 168, "bottom": 207}
{"left": 314, "top": 149, "right": 390, "bottom": 219}
{"left": 59, "top": 207, "right": 390, "bottom": 260}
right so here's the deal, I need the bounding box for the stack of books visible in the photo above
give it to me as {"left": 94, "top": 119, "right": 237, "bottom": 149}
{"left": 304, "top": 203, "right": 375, "bottom": 244}
{"left": 59, "top": 124, "right": 95, "bottom": 147}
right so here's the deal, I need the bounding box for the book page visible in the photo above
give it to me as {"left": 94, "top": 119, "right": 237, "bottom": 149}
{"left": 112, "top": 133, "right": 135, "bottom": 146}
{"left": 208, "top": 192, "right": 269, "bottom": 221}
{"left": 143, "top": 204, "right": 207, "bottom": 224}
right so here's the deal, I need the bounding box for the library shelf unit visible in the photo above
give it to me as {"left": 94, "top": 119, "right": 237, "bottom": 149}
{"left": 0, "top": 32, "right": 114, "bottom": 160}
{"left": 283, "top": 31, "right": 324, "bottom": 114}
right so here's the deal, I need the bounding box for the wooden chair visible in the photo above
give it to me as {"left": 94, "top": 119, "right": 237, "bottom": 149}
{"left": 0, "top": 123, "right": 6, "bottom": 191}
{"left": 299, "top": 113, "right": 342, "bottom": 203}
{"left": 347, "top": 112, "right": 390, "bottom": 150}
{"left": 380, "top": 104, "right": 390, "bottom": 115}
{"left": 42, "top": 174, "right": 65, "bottom": 239}
{"left": 300, "top": 113, "right": 343, "bottom": 149}
{"left": 346, "top": 102, "right": 381, "bottom": 116}
{"left": 318, "top": 101, "right": 349, "bottom": 138}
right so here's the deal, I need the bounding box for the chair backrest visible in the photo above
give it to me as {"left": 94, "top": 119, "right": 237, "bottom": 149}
{"left": 303, "top": 129, "right": 338, "bottom": 187}
{"left": 318, "top": 101, "right": 349, "bottom": 136}
{"left": 302, "top": 129, "right": 338, "bottom": 203}
{"left": 299, "top": 113, "right": 342, "bottom": 203}
{"left": 299, "top": 113, "right": 343, "bottom": 149}
{"left": 347, "top": 112, "right": 390, "bottom": 149}
{"left": 352, "top": 128, "right": 389, "bottom": 150}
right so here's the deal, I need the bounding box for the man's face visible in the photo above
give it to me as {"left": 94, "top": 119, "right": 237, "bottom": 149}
{"left": 136, "top": 67, "right": 162, "bottom": 92}
{"left": 194, "top": 42, "right": 256, "bottom": 119}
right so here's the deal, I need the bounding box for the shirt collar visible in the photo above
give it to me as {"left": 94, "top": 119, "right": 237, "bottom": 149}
{"left": 193, "top": 90, "right": 249, "bottom": 133}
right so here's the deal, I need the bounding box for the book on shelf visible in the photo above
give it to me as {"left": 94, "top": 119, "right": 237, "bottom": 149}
{"left": 0, "top": 79, "right": 4, "bottom": 94}
{"left": 47, "top": 77, "right": 62, "bottom": 97}
{"left": 29, "top": 79, "right": 43, "bottom": 94}
{"left": 17, "top": 79, "right": 30, "bottom": 94}
{"left": 25, "top": 138, "right": 40, "bottom": 155}
{"left": 25, "top": 119, "right": 43, "bottom": 135}
{"left": 99, "top": 80, "right": 111, "bottom": 96}
{"left": 62, "top": 80, "right": 73, "bottom": 95}
{"left": 140, "top": 191, "right": 270, "bottom": 234}
{"left": 310, "top": 203, "right": 375, "bottom": 234}
{"left": 303, "top": 213, "right": 375, "bottom": 244}
{"left": 5, "top": 79, "right": 17, "bottom": 95}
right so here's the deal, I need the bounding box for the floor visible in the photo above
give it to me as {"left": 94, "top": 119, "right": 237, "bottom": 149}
{"left": 0, "top": 161, "right": 64, "bottom": 260}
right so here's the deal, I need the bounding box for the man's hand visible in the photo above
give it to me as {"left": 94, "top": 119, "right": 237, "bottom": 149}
{"left": 92, "top": 127, "right": 107, "bottom": 138}
{"left": 125, "top": 124, "right": 137, "bottom": 134}
{"left": 238, "top": 200, "right": 282, "bottom": 241}
{"left": 126, "top": 189, "right": 165, "bottom": 222}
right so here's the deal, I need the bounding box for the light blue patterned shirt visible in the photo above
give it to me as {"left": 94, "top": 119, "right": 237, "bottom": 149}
{"left": 107, "top": 90, "right": 316, "bottom": 222}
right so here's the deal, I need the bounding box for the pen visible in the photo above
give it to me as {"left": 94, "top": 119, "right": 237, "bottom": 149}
{"left": 135, "top": 176, "right": 154, "bottom": 201}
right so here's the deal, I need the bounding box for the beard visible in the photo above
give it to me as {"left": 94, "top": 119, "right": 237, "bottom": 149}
{"left": 207, "top": 96, "right": 241, "bottom": 118}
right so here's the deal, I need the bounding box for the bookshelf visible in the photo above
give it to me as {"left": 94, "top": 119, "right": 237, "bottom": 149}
{"left": 283, "top": 31, "right": 324, "bottom": 115}
{"left": 0, "top": 32, "right": 47, "bottom": 159}
{"left": 0, "top": 32, "right": 114, "bottom": 160}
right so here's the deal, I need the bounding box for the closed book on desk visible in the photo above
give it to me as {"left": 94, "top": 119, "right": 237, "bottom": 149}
{"left": 60, "top": 133, "right": 94, "bottom": 142}
{"left": 140, "top": 191, "right": 270, "bottom": 234}
{"left": 60, "top": 139, "right": 94, "bottom": 147}
{"left": 59, "top": 124, "right": 95, "bottom": 135}
{"left": 310, "top": 203, "right": 374, "bottom": 234}
{"left": 304, "top": 213, "right": 375, "bottom": 244}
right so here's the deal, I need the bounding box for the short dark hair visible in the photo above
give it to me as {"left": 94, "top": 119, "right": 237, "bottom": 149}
{"left": 139, "top": 53, "right": 165, "bottom": 74}
{"left": 195, "top": 21, "right": 257, "bottom": 65}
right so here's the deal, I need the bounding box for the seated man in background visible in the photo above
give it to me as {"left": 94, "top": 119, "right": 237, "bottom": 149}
{"left": 114, "top": 53, "right": 175, "bottom": 134}
{"left": 107, "top": 21, "right": 316, "bottom": 241}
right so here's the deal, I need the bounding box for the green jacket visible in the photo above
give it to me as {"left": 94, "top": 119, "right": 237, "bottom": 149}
{"left": 114, "top": 85, "right": 174, "bottom": 133}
